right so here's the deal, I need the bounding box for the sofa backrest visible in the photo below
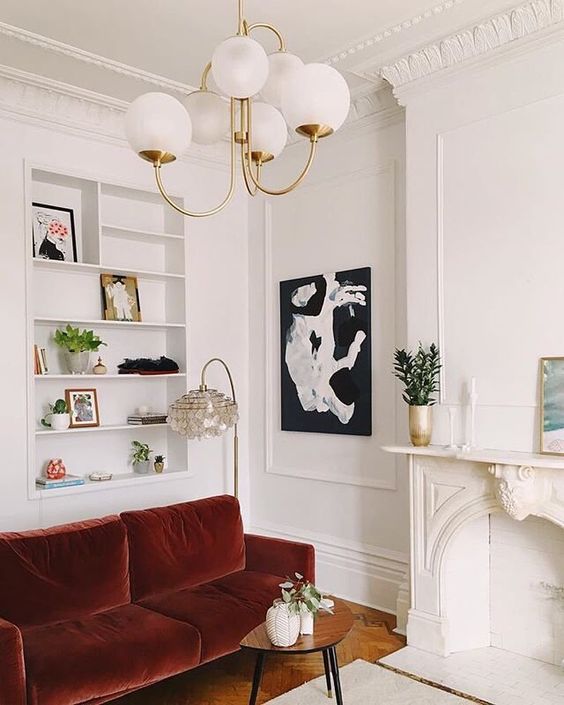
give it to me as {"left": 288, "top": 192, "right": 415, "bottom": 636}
{"left": 121, "top": 494, "right": 245, "bottom": 600}
{"left": 0, "top": 515, "right": 130, "bottom": 628}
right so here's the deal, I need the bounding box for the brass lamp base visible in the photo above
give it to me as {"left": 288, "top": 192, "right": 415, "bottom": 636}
{"left": 139, "top": 150, "right": 177, "bottom": 165}
{"left": 296, "top": 124, "right": 334, "bottom": 140}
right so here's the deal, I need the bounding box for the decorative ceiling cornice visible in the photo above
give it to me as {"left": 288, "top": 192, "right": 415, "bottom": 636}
{"left": 377, "top": 0, "right": 563, "bottom": 88}
{"left": 324, "top": 0, "right": 465, "bottom": 66}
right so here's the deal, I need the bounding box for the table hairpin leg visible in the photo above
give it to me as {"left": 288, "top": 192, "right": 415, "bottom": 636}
{"left": 322, "top": 649, "right": 333, "bottom": 698}
{"left": 249, "top": 653, "right": 266, "bottom": 705}
{"left": 328, "top": 646, "right": 344, "bottom": 705}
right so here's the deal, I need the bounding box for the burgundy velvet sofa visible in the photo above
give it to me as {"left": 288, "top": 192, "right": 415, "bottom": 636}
{"left": 0, "top": 495, "right": 315, "bottom": 705}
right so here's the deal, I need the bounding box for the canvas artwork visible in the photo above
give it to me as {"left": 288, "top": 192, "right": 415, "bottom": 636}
{"left": 540, "top": 357, "right": 564, "bottom": 454}
{"left": 65, "top": 388, "right": 100, "bottom": 428}
{"left": 101, "top": 273, "right": 142, "bottom": 322}
{"left": 32, "top": 203, "right": 77, "bottom": 262}
{"left": 280, "top": 267, "right": 371, "bottom": 436}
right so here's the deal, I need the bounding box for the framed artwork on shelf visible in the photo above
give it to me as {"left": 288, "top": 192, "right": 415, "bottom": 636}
{"left": 65, "top": 388, "right": 100, "bottom": 428}
{"left": 32, "top": 203, "right": 77, "bottom": 262}
{"left": 279, "top": 266, "right": 372, "bottom": 436}
{"left": 101, "top": 273, "right": 142, "bottom": 322}
{"left": 540, "top": 356, "right": 564, "bottom": 454}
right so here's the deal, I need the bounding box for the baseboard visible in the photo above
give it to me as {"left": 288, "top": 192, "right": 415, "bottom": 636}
{"left": 250, "top": 520, "right": 409, "bottom": 614}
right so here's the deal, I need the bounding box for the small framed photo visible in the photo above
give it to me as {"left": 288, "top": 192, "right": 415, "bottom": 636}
{"left": 65, "top": 388, "right": 100, "bottom": 428}
{"left": 101, "top": 273, "right": 142, "bottom": 322}
{"left": 32, "top": 203, "right": 77, "bottom": 262}
{"left": 540, "top": 357, "right": 564, "bottom": 454}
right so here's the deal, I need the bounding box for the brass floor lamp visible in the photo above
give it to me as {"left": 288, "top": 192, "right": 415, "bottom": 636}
{"left": 168, "top": 358, "right": 239, "bottom": 497}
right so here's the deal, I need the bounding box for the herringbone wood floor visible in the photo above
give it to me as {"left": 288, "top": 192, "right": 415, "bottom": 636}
{"left": 115, "top": 601, "right": 405, "bottom": 705}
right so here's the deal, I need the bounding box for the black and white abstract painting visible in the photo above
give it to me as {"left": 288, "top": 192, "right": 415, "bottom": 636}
{"left": 280, "top": 267, "right": 371, "bottom": 436}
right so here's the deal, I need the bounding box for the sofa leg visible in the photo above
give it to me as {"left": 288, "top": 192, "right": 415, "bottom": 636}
{"left": 249, "top": 652, "right": 266, "bottom": 705}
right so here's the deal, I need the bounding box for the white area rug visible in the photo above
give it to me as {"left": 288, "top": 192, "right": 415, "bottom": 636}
{"left": 266, "top": 659, "right": 483, "bottom": 704}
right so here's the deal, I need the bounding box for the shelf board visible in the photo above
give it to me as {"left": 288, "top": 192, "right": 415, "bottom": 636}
{"left": 101, "top": 223, "right": 184, "bottom": 242}
{"left": 35, "top": 373, "right": 185, "bottom": 380}
{"left": 34, "top": 316, "right": 185, "bottom": 330}
{"left": 33, "top": 258, "right": 185, "bottom": 281}
{"left": 36, "top": 423, "right": 169, "bottom": 436}
{"left": 35, "top": 468, "right": 192, "bottom": 498}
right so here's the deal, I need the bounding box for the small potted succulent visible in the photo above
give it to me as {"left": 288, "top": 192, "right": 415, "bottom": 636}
{"left": 153, "top": 454, "right": 165, "bottom": 474}
{"left": 131, "top": 440, "right": 152, "bottom": 474}
{"left": 393, "top": 342, "right": 441, "bottom": 447}
{"left": 41, "top": 399, "right": 70, "bottom": 431}
{"left": 54, "top": 324, "right": 106, "bottom": 375}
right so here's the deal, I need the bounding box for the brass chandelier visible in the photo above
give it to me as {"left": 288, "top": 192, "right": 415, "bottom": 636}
{"left": 125, "top": 0, "right": 351, "bottom": 218}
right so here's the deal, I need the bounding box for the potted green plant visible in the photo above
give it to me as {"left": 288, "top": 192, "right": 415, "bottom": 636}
{"left": 131, "top": 440, "right": 152, "bottom": 474}
{"left": 40, "top": 399, "right": 70, "bottom": 431}
{"left": 54, "top": 325, "right": 106, "bottom": 375}
{"left": 393, "top": 342, "right": 441, "bottom": 447}
{"left": 277, "top": 573, "right": 334, "bottom": 636}
{"left": 153, "top": 454, "right": 165, "bottom": 474}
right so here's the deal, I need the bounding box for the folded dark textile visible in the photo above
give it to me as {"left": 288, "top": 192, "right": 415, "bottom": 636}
{"left": 118, "top": 356, "right": 179, "bottom": 374}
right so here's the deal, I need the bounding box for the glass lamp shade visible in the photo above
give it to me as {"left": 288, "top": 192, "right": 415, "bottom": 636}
{"left": 125, "top": 92, "right": 192, "bottom": 159}
{"left": 184, "top": 90, "right": 230, "bottom": 145}
{"left": 250, "top": 102, "right": 288, "bottom": 159}
{"left": 281, "top": 63, "right": 351, "bottom": 134}
{"left": 168, "top": 388, "right": 239, "bottom": 440}
{"left": 261, "top": 51, "right": 304, "bottom": 108}
{"left": 212, "top": 35, "right": 269, "bottom": 98}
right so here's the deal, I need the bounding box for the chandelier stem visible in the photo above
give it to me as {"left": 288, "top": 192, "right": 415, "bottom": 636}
{"left": 237, "top": 0, "right": 245, "bottom": 34}
{"left": 153, "top": 98, "right": 237, "bottom": 218}
{"left": 242, "top": 98, "right": 318, "bottom": 196}
{"left": 199, "top": 62, "right": 212, "bottom": 91}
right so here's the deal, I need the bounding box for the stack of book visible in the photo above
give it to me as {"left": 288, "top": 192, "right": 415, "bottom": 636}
{"left": 127, "top": 413, "right": 168, "bottom": 426}
{"left": 34, "top": 345, "right": 49, "bottom": 375}
{"left": 36, "top": 474, "right": 85, "bottom": 490}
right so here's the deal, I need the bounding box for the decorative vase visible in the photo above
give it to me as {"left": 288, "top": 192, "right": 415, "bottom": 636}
{"left": 134, "top": 460, "right": 150, "bottom": 475}
{"left": 46, "top": 458, "right": 66, "bottom": 479}
{"left": 50, "top": 413, "right": 70, "bottom": 431}
{"left": 409, "top": 405, "right": 432, "bottom": 447}
{"left": 93, "top": 357, "right": 107, "bottom": 375}
{"left": 265, "top": 600, "right": 300, "bottom": 647}
{"left": 299, "top": 610, "right": 314, "bottom": 635}
{"left": 65, "top": 351, "right": 90, "bottom": 375}
{"left": 154, "top": 461, "right": 164, "bottom": 474}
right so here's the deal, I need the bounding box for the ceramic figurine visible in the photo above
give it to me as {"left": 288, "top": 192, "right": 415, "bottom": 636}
{"left": 93, "top": 357, "right": 107, "bottom": 375}
{"left": 46, "top": 458, "right": 66, "bottom": 480}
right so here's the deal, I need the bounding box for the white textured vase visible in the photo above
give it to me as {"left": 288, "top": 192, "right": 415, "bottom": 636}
{"left": 265, "top": 600, "right": 300, "bottom": 647}
{"left": 300, "top": 610, "right": 314, "bottom": 635}
{"left": 65, "top": 351, "right": 90, "bottom": 375}
{"left": 50, "top": 413, "right": 70, "bottom": 431}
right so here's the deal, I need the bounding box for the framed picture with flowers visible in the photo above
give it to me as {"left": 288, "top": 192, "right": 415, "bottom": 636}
{"left": 65, "top": 388, "right": 100, "bottom": 428}
{"left": 32, "top": 203, "right": 77, "bottom": 262}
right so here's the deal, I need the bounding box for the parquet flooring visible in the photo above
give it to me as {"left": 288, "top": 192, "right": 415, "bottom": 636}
{"left": 115, "top": 600, "right": 405, "bottom": 705}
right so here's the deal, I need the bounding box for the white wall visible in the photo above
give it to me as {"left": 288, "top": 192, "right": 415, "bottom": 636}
{"left": 247, "top": 104, "right": 409, "bottom": 612}
{"left": 0, "top": 87, "right": 249, "bottom": 530}
{"left": 398, "top": 29, "right": 564, "bottom": 453}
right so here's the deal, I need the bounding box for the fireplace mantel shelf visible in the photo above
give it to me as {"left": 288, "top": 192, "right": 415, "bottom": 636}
{"left": 382, "top": 444, "right": 564, "bottom": 470}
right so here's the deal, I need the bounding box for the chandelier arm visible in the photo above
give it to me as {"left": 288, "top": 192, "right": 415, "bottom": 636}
{"left": 240, "top": 141, "right": 259, "bottom": 196}
{"left": 199, "top": 62, "right": 212, "bottom": 91}
{"left": 246, "top": 22, "right": 286, "bottom": 51}
{"left": 153, "top": 99, "right": 237, "bottom": 218}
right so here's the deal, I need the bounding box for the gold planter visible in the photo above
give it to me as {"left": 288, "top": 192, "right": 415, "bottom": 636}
{"left": 409, "top": 405, "right": 432, "bottom": 447}
{"left": 154, "top": 462, "right": 164, "bottom": 474}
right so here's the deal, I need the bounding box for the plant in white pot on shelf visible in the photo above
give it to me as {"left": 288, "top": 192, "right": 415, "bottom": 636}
{"left": 54, "top": 325, "right": 107, "bottom": 375}
{"left": 393, "top": 342, "right": 441, "bottom": 447}
{"left": 40, "top": 398, "right": 70, "bottom": 431}
{"left": 131, "top": 440, "right": 152, "bottom": 474}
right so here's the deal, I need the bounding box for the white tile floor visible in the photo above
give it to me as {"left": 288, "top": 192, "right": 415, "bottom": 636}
{"left": 380, "top": 646, "right": 564, "bottom": 705}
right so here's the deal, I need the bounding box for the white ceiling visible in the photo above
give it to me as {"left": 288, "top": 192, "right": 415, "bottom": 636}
{"left": 0, "top": 0, "right": 521, "bottom": 100}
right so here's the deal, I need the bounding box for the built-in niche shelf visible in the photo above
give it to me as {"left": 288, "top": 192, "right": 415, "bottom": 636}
{"left": 26, "top": 163, "right": 190, "bottom": 500}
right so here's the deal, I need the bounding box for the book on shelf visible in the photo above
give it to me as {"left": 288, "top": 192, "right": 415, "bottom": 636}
{"left": 36, "top": 474, "right": 85, "bottom": 489}
{"left": 34, "top": 345, "right": 48, "bottom": 375}
{"left": 127, "top": 413, "right": 168, "bottom": 425}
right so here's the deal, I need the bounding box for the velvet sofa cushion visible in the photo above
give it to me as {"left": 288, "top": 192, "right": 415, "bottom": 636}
{"left": 23, "top": 604, "right": 201, "bottom": 705}
{"left": 0, "top": 617, "right": 26, "bottom": 705}
{"left": 139, "top": 569, "right": 282, "bottom": 663}
{"left": 122, "top": 495, "right": 246, "bottom": 600}
{"left": 0, "top": 516, "right": 130, "bottom": 628}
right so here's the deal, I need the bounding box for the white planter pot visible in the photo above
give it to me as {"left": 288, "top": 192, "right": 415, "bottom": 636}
{"left": 265, "top": 600, "right": 300, "bottom": 647}
{"left": 300, "top": 610, "right": 314, "bottom": 635}
{"left": 65, "top": 351, "right": 90, "bottom": 375}
{"left": 134, "top": 460, "right": 151, "bottom": 475}
{"left": 50, "top": 413, "right": 70, "bottom": 431}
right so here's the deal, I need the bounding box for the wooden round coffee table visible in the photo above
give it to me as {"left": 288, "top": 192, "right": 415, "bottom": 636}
{"left": 240, "top": 598, "right": 353, "bottom": 705}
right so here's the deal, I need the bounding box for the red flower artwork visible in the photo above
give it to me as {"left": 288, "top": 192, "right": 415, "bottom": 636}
{"left": 48, "top": 219, "right": 69, "bottom": 239}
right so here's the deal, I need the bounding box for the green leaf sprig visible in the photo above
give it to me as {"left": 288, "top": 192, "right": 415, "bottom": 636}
{"left": 393, "top": 342, "right": 441, "bottom": 406}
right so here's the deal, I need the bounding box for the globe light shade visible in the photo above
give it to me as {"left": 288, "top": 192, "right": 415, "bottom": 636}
{"left": 212, "top": 35, "right": 269, "bottom": 98}
{"left": 281, "top": 63, "right": 351, "bottom": 135}
{"left": 250, "top": 102, "right": 287, "bottom": 160}
{"left": 125, "top": 92, "right": 192, "bottom": 161}
{"left": 184, "top": 90, "right": 230, "bottom": 145}
{"left": 261, "top": 51, "right": 304, "bottom": 108}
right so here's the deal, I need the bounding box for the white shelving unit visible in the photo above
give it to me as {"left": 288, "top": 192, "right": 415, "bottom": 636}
{"left": 25, "top": 164, "right": 190, "bottom": 499}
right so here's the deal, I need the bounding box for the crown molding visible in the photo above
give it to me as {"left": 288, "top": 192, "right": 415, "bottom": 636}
{"left": 377, "top": 0, "right": 563, "bottom": 89}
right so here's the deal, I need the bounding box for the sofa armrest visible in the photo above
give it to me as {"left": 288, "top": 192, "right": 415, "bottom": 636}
{"left": 0, "top": 617, "right": 26, "bottom": 705}
{"left": 244, "top": 533, "right": 315, "bottom": 583}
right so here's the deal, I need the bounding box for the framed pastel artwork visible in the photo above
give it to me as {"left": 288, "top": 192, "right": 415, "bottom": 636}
{"left": 100, "top": 273, "right": 142, "bottom": 322}
{"left": 65, "top": 388, "right": 100, "bottom": 429}
{"left": 32, "top": 203, "right": 77, "bottom": 262}
{"left": 540, "top": 357, "right": 564, "bottom": 454}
